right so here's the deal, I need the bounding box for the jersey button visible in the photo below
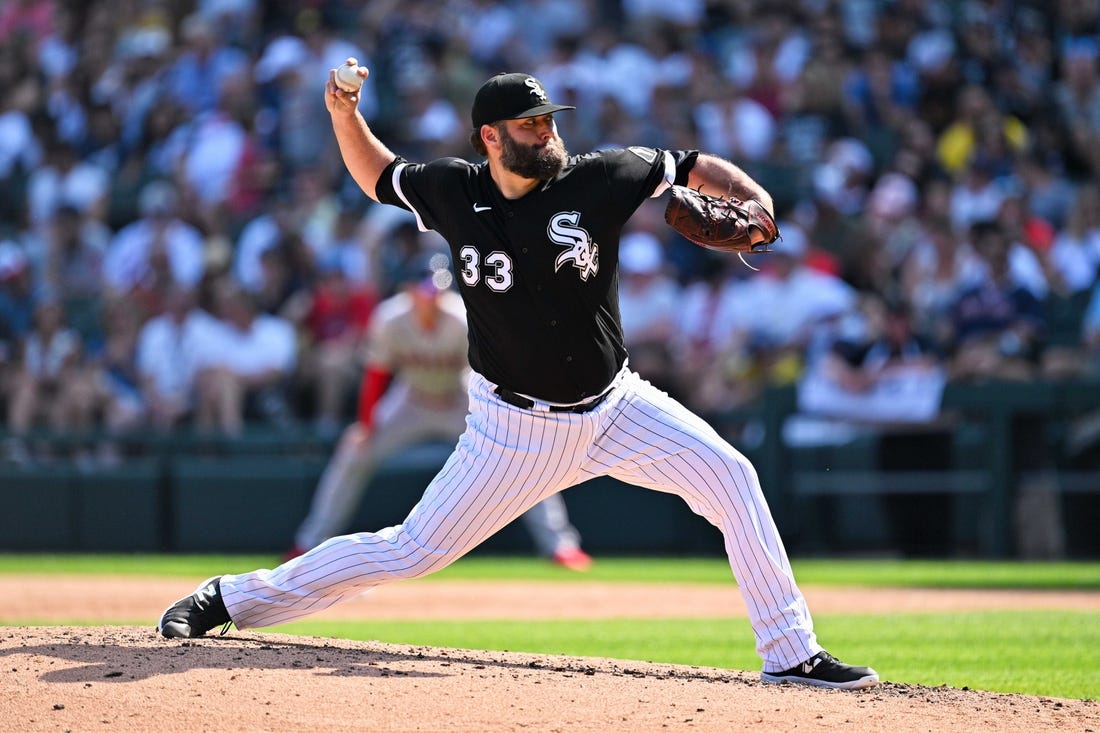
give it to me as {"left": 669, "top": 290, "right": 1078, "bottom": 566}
{"left": 565, "top": 356, "right": 573, "bottom": 362}
{"left": 550, "top": 320, "right": 557, "bottom": 326}
{"left": 522, "top": 247, "right": 528, "bottom": 253}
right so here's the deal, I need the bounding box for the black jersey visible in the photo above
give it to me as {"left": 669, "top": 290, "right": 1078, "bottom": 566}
{"left": 375, "top": 146, "right": 697, "bottom": 403}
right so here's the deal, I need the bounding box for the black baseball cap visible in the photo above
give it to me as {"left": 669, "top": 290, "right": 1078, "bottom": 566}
{"left": 471, "top": 73, "right": 575, "bottom": 128}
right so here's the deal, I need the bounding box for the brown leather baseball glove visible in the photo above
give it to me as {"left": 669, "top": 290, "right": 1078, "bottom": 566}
{"left": 664, "top": 185, "right": 780, "bottom": 254}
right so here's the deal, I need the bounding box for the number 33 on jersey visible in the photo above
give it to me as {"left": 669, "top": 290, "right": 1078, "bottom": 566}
{"left": 459, "top": 211, "right": 598, "bottom": 291}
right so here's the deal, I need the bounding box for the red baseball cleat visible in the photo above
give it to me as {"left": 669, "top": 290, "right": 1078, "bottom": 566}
{"left": 281, "top": 545, "right": 307, "bottom": 563}
{"left": 551, "top": 547, "right": 593, "bottom": 572}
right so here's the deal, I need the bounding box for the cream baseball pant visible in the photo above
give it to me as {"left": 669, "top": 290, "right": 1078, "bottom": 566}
{"left": 220, "top": 367, "right": 822, "bottom": 672}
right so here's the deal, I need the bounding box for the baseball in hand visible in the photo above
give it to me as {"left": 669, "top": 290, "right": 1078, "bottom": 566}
{"left": 334, "top": 61, "right": 364, "bottom": 93}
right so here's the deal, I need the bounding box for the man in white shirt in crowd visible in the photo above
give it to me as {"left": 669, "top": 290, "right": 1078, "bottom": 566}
{"left": 103, "top": 180, "right": 206, "bottom": 295}
{"left": 192, "top": 278, "right": 297, "bottom": 435}
{"left": 135, "top": 284, "right": 219, "bottom": 430}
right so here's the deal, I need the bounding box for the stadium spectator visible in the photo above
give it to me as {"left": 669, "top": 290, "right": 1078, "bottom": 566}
{"left": 267, "top": 8, "right": 375, "bottom": 171}
{"left": 696, "top": 220, "right": 858, "bottom": 409}
{"left": 294, "top": 254, "right": 377, "bottom": 434}
{"left": 617, "top": 230, "right": 682, "bottom": 398}
{"left": 1039, "top": 180, "right": 1100, "bottom": 378}
{"left": 324, "top": 201, "right": 375, "bottom": 290}
{"left": 1049, "top": 183, "right": 1100, "bottom": 294}
{"left": 947, "top": 220, "right": 1046, "bottom": 382}
{"left": 3, "top": 299, "right": 95, "bottom": 465}
{"left": 192, "top": 279, "right": 297, "bottom": 436}
{"left": 991, "top": 194, "right": 1052, "bottom": 301}
{"left": 86, "top": 294, "right": 145, "bottom": 464}
{"left": 842, "top": 43, "right": 921, "bottom": 162}
{"left": 107, "top": 98, "right": 187, "bottom": 230}
{"left": 673, "top": 257, "right": 747, "bottom": 413}
{"left": 392, "top": 78, "right": 466, "bottom": 160}
{"left": 0, "top": 241, "right": 33, "bottom": 421}
{"left": 936, "top": 84, "right": 1029, "bottom": 178}
{"left": 0, "top": 79, "right": 43, "bottom": 230}
{"left": 693, "top": 75, "right": 777, "bottom": 164}
{"left": 233, "top": 195, "right": 300, "bottom": 295}
{"left": 136, "top": 284, "right": 213, "bottom": 432}
{"left": 0, "top": 240, "right": 35, "bottom": 341}
{"left": 899, "top": 215, "right": 978, "bottom": 348}
{"left": 35, "top": 204, "right": 108, "bottom": 340}
{"left": 863, "top": 171, "right": 922, "bottom": 274}
{"left": 778, "top": 19, "right": 846, "bottom": 171}
{"left": 164, "top": 13, "right": 251, "bottom": 117}
{"left": 26, "top": 135, "right": 109, "bottom": 230}
{"left": 103, "top": 180, "right": 205, "bottom": 301}
{"left": 1016, "top": 151, "right": 1077, "bottom": 231}
{"left": 174, "top": 73, "right": 252, "bottom": 230}
{"left": 811, "top": 137, "right": 875, "bottom": 218}
{"left": 234, "top": 166, "right": 340, "bottom": 292}
{"left": 949, "top": 158, "right": 1009, "bottom": 235}
{"left": 1053, "top": 38, "right": 1100, "bottom": 179}
{"left": 249, "top": 235, "right": 314, "bottom": 319}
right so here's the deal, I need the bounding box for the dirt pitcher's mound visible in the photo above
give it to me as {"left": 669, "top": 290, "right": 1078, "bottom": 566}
{"left": 2, "top": 627, "right": 1096, "bottom": 732}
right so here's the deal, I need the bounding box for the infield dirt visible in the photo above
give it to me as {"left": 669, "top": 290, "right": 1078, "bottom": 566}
{"left": 1, "top": 577, "right": 1097, "bottom": 732}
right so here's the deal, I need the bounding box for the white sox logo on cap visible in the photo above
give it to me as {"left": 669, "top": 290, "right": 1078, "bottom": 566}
{"left": 524, "top": 77, "right": 549, "bottom": 104}
{"left": 471, "top": 72, "right": 575, "bottom": 127}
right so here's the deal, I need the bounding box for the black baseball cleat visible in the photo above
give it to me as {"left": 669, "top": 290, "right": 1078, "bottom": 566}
{"left": 760, "top": 651, "right": 879, "bottom": 690}
{"left": 157, "top": 576, "right": 232, "bottom": 638}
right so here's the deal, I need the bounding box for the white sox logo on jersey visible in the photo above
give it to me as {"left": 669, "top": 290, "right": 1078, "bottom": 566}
{"left": 548, "top": 211, "right": 599, "bottom": 281}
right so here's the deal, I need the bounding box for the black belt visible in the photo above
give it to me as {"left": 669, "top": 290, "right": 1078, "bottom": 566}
{"left": 493, "top": 386, "right": 610, "bottom": 414}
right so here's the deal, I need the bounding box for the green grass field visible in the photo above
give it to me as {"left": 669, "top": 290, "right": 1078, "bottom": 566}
{"left": 2, "top": 555, "right": 1098, "bottom": 699}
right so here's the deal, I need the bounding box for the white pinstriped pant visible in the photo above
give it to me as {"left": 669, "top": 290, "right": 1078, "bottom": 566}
{"left": 292, "top": 381, "right": 582, "bottom": 556}
{"left": 219, "top": 367, "right": 822, "bottom": 672}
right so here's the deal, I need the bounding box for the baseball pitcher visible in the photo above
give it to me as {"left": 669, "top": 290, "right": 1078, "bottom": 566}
{"left": 159, "top": 64, "right": 877, "bottom": 690}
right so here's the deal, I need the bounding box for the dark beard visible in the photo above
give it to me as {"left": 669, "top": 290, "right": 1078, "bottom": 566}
{"left": 499, "top": 127, "right": 569, "bottom": 180}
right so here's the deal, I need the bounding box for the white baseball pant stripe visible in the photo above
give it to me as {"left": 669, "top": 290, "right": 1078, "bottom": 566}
{"left": 219, "top": 368, "right": 821, "bottom": 671}
{"left": 293, "top": 384, "right": 580, "bottom": 555}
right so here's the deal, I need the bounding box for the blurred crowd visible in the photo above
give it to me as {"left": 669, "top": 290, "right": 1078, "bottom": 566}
{"left": 4, "top": 0, "right": 1100, "bottom": 469}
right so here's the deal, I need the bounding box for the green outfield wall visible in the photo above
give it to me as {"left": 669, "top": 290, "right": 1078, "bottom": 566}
{"left": 2, "top": 381, "right": 1099, "bottom": 558}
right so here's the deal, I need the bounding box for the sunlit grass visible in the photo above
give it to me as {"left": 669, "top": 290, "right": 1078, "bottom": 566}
{"left": 2, "top": 554, "right": 1098, "bottom": 589}
{"left": 271, "top": 610, "right": 1100, "bottom": 700}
